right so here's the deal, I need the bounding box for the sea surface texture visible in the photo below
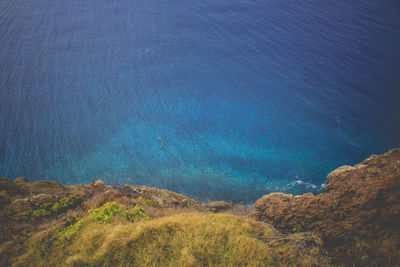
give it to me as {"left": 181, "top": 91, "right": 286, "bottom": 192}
{"left": 0, "top": 0, "right": 399, "bottom": 203}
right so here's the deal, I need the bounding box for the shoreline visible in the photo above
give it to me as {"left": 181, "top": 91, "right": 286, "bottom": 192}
{"left": 1, "top": 148, "right": 399, "bottom": 266}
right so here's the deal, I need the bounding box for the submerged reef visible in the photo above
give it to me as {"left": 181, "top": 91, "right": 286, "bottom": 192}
{"left": 0, "top": 149, "right": 399, "bottom": 266}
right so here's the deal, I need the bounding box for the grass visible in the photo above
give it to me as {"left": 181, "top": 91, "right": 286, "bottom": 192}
{"left": 9, "top": 211, "right": 329, "bottom": 266}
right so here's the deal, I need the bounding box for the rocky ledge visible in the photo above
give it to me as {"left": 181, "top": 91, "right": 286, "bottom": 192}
{"left": 253, "top": 148, "right": 400, "bottom": 265}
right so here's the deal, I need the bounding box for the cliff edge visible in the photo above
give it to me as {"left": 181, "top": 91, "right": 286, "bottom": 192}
{"left": 253, "top": 148, "right": 400, "bottom": 265}
{"left": 0, "top": 177, "right": 328, "bottom": 266}
{"left": 1, "top": 149, "right": 399, "bottom": 266}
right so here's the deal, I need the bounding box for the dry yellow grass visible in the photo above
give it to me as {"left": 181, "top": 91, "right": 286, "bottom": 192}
{"left": 10, "top": 212, "right": 329, "bottom": 267}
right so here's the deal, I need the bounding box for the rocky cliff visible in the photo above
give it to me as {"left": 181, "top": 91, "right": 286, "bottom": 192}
{"left": 253, "top": 148, "right": 400, "bottom": 265}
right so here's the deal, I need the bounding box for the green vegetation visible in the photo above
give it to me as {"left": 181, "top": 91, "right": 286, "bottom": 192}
{"left": 58, "top": 218, "right": 84, "bottom": 248}
{"left": 10, "top": 212, "right": 328, "bottom": 266}
{"left": 293, "top": 224, "right": 303, "bottom": 233}
{"left": 137, "top": 195, "right": 158, "bottom": 207}
{"left": 58, "top": 218, "right": 84, "bottom": 241}
{"left": 51, "top": 194, "right": 83, "bottom": 213}
{"left": 121, "top": 205, "right": 150, "bottom": 222}
{"left": 12, "top": 194, "right": 82, "bottom": 221}
{"left": 89, "top": 202, "right": 149, "bottom": 223}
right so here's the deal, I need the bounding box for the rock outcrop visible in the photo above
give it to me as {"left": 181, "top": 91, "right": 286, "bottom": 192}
{"left": 253, "top": 148, "right": 400, "bottom": 266}
{"left": 202, "top": 201, "right": 233, "bottom": 212}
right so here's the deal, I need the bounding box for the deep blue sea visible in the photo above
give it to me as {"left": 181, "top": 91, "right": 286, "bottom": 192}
{"left": 0, "top": 0, "right": 399, "bottom": 203}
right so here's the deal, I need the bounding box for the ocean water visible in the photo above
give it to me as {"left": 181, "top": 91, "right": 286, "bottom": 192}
{"left": 0, "top": 0, "right": 399, "bottom": 203}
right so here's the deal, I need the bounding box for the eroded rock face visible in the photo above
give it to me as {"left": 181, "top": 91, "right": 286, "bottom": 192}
{"left": 253, "top": 148, "right": 400, "bottom": 265}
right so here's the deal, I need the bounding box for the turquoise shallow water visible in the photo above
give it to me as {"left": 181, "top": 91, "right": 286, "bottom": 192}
{"left": 0, "top": 0, "right": 399, "bottom": 203}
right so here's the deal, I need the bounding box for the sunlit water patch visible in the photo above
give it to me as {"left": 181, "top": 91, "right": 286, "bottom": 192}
{"left": 0, "top": 0, "right": 399, "bottom": 203}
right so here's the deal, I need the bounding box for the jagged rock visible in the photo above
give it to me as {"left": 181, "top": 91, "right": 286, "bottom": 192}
{"left": 253, "top": 148, "right": 400, "bottom": 266}
{"left": 118, "top": 185, "right": 140, "bottom": 198}
{"left": 203, "top": 201, "right": 234, "bottom": 212}
{"left": 92, "top": 179, "right": 105, "bottom": 187}
{"left": 29, "top": 194, "right": 59, "bottom": 205}
{"left": 118, "top": 184, "right": 202, "bottom": 209}
{"left": 151, "top": 195, "right": 165, "bottom": 206}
